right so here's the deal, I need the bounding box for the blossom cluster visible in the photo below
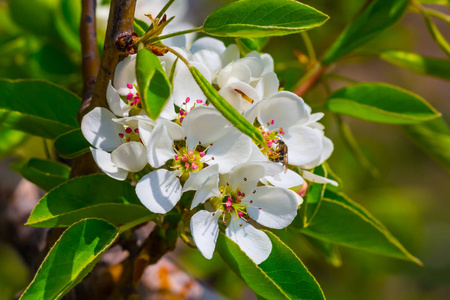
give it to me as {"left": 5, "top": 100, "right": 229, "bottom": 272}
{"left": 81, "top": 37, "right": 336, "bottom": 264}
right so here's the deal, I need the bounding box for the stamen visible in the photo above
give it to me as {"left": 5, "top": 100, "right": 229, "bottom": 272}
{"left": 196, "top": 99, "right": 203, "bottom": 104}
{"left": 185, "top": 97, "right": 190, "bottom": 103}
{"left": 126, "top": 93, "right": 133, "bottom": 100}
{"left": 125, "top": 127, "right": 132, "bottom": 134}
{"left": 127, "top": 83, "right": 133, "bottom": 89}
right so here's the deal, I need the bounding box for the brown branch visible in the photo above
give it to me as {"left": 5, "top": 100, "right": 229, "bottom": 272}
{"left": 71, "top": 0, "right": 137, "bottom": 177}
{"left": 294, "top": 65, "right": 327, "bottom": 97}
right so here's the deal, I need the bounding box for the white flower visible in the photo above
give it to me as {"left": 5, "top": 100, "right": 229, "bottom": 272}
{"left": 136, "top": 106, "right": 253, "bottom": 214}
{"left": 189, "top": 161, "right": 301, "bottom": 264}
{"left": 218, "top": 51, "right": 279, "bottom": 114}
{"left": 81, "top": 107, "right": 151, "bottom": 180}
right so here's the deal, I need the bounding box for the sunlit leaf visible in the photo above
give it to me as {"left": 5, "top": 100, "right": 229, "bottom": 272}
{"left": 0, "top": 79, "right": 80, "bottom": 139}
{"left": 217, "top": 231, "right": 325, "bottom": 300}
{"left": 27, "top": 174, "right": 154, "bottom": 228}
{"left": 189, "top": 66, "right": 266, "bottom": 147}
{"left": 379, "top": 51, "right": 450, "bottom": 80}
{"left": 235, "top": 37, "right": 269, "bottom": 55}
{"left": 203, "top": 0, "right": 329, "bottom": 38}
{"left": 322, "top": 0, "right": 409, "bottom": 65}
{"left": 19, "top": 219, "right": 119, "bottom": 300}
{"left": 136, "top": 48, "right": 172, "bottom": 120}
{"left": 301, "top": 190, "right": 422, "bottom": 265}
{"left": 54, "top": 128, "right": 90, "bottom": 159}
{"left": 326, "top": 83, "right": 440, "bottom": 124}
{"left": 0, "top": 126, "right": 27, "bottom": 158}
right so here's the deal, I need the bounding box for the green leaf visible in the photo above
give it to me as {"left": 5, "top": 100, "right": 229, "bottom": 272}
{"left": 403, "top": 118, "right": 450, "bottom": 172}
{"left": 304, "top": 165, "right": 327, "bottom": 226}
{"left": 217, "top": 231, "right": 325, "bottom": 300}
{"left": 27, "top": 174, "right": 155, "bottom": 228}
{"left": 55, "top": 0, "right": 81, "bottom": 51}
{"left": 0, "top": 79, "right": 80, "bottom": 139}
{"left": 203, "top": 0, "right": 329, "bottom": 38}
{"left": 134, "top": 18, "right": 148, "bottom": 36}
{"left": 235, "top": 37, "right": 269, "bottom": 55}
{"left": 322, "top": 0, "right": 409, "bottom": 65}
{"left": 11, "top": 158, "right": 70, "bottom": 192}
{"left": 300, "top": 190, "right": 422, "bottom": 265}
{"left": 189, "top": 66, "right": 266, "bottom": 147}
{"left": 421, "top": 11, "right": 450, "bottom": 57}
{"left": 54, "top": 128, "right": 90, "bottom": 159}
{"left": 136, "top": 48, "right": 172, "bottom": 120}
{"left": 19, "top": 219, "right": 119, "bottom": 300}
{"left": 326, "top": 83, "right": 440, "bottom": 124}
{"left": 379, "top": 51, "right": 450, "bottom": 80}
{"left": 302, "top": 235, "right": 342, "bottom": 267}
{"left": 0, "top": 126, "right": 27, "bottom": 158}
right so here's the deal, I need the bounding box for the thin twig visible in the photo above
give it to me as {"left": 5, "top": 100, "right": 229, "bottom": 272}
{"left": 294, "top": 64, "right": 327, "bottom": 97}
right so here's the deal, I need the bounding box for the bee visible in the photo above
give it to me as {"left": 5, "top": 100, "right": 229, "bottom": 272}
{"left": 269, "top": 140, "right": 288, "bottom": 173}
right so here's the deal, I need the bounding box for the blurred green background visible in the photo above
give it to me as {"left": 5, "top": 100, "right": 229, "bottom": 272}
{"left": 0, "top": 0, "right": 448, "bottom": 299}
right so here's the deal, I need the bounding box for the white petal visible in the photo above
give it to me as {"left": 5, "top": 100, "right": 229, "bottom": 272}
{"left": 257, "top": 72, "right": 279, "bottom": 98}
{"left": 110, "top": 142, "right": 147, "bottom": 172}
{"left": 190, "top": 37, "right": 226, "bottom": 54}
{"left": 190, "top": 210, "right": 221, "bottom": 259}
{"left": 193, "top": 49, "right": 223, "bottom": 78}
{"left": 258, "top": 91, "right": 309, "bottom": 130}
{"left": 183, "top": 164, "right": 219, "bottom": 192}
{"left": 242, "top": 57, "right": 264, "bottom": 77}
{"left": 248, "top": 142, "right": 267, "bottom": 162}
{"left": 218, "top": 85, "right": 243, "bottom": 112}
{"left": 158, "top": 97, "right": 178, "bottom": 120}
{"left": 264, "top": 169, "right": 304, "bottom": 189}
{"left": 190, "top": 173, "right": 220, "bottom": 209}
{"left": 245, "top": 186, "right": 299, "bottom": 229}
{"left": 136, "top": 169, "right": 182, "bottom": 213}
{"left": 228, "top": 81, "right": 260, "bottom": 113}
{"left": 217, "top": 60, "right": 251, "bottom": 88}
{"left": 204, "top": 131, "right": 253, "bottom": 174}
{"left": 157, "top": 119, "right": 184, "bottom": 140}
{"left": 107, "top": 81, "right": 130, "bottom": 117}
{"left": 260, "top": 53, "right": 275, "bottom": 74}
{"left": 308, "top": 112, "right": 324, "bottom": 124}
{"left": 300, "top": 169, "right": 338, "bottom": 186}
{"left": 229, "top": 161, "right": 283, "bottom": 194}
{"left": 172, "top": 60, "right": 210, "bottom": 108}
{"left": 113, "top": 54, "right": 137, "bottom": 95}
{"left": 147, "top": 124, "right": 175, "bottom": 168}
{"left": 81, "top": 107, "right": 123, "bottom": 152}
{"left": 137, "top": 120, "right": 155, "bottom": 148}
{"left": 319, "top": 136, "right": 334, "bottom": 165}
{"left": 225, "top": 217, "right": 271, "bottom": 265}
{"left": 221, "top": 44, "right": 240, "bottom": 66}
{"left": 283, "top": 125, "right": 323, "bottom": 167}
{"left": 182, "top": 106, "right": 232, "bottom": 149}
{"left": 90, "top": 147, "right": 128, "bottom": 180}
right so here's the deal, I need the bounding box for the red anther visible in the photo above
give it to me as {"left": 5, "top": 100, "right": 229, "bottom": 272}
{"left": 125, "top": 127, "right": 132, "bottom": 133}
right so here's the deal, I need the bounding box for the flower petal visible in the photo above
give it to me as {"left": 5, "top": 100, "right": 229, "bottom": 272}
{"left": 283, "top": 125, "right": 323, "bottom": 167}
{"left": 147, "top": 123, "right": 175, "bottom": 168}
{"left": 81, "top": 107, "right": 123, "bottom": 152}
{"left": 248, "top": 142, "right": 267, "bottom": 162}
{"left": 225, "top": 216, "right": 271, "bottom": 265}
{"left": 221, "top": 44, "right": 240, "bottom": 67}
{"left": 229, "top": 161, "right": 283, "bottom": 194}
{"left": 182, "top": 106, "right": 232, "bottom": 149}
{"left": 190, "top": 37, "right": 226, "bottom": 55}
{"left": 204, "top": 131, "right": 253, "bottom": 174}
{"left": 183, "top": 164, "right": 219, "bottom": 192}
{"left": 136, "top": 169, "right": 182, "bottom": 213}
{"left": 190, "top": 173, "right": 220, "bottom": 209}
{"left": 245, "top": 186, "right": 299, "bottom": 229}
{"left": 90, "top": 147, "right": 128, "bottom": 180}
{"left": 263, "top": 169, "right": 304, "bottom": 189}
{"left": 158, "top": 119, "right": 184, "bottom": 140}
{"left": 228, "top": 81, "right": 260, "bottom": 113}
{"left": 110, "top": 142, "right": 147, "bottom": 172}
{"left": 113, "top": 54, "right": 137, "bottom": 95}
{"left": 193, "top": 49, "right": 223, "bottom": 78}
{"left": 319, "top": 136, "right": 334, "bottom": 165}
{"left": 172, "top": 60, "right": 210, "bottom": 108}
{"left": 107, "top": 81, "right": 130, "bottom": 117}
{"left": 258, "top": 91, "right": 309, "bottom": 130}
{"left": 190, "top": 210, "right": 221, "bottom": 259}
{"left": 300, "top": 169, "right": 338, "bottom": 186}
{"left": 217, "top": 60, "right": 251, "bottom": 88}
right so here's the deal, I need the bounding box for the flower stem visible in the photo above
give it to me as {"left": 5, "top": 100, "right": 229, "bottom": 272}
{"left": 145, "top": 27, "right": 204, "bottom": 44}
{"left": 300, "top": 31, "right": 316, "bottom": 63}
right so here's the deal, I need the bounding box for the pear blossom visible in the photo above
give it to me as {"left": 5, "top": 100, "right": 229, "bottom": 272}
{"left": 81, "top": 107, "right": 150, "bottom": 180}
{"left": 136, "top": 106, "right": 253, "bottom": 214}
{"left": 189, "top": 161, "right": 301, "bottom": 264}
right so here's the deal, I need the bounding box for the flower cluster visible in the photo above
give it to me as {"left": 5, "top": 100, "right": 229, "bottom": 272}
{"left": 81, "top": 36, "right": 336, "bottom": 264}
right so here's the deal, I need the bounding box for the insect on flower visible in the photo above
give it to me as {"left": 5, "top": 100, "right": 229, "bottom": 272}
{"left": 269, "top": 140, "right": 288, "bottom": 173}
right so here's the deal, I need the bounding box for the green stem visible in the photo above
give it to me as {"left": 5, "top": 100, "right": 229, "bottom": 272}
{"left": 300, "top": 31, "right": 316, "bottom": 63}
{"left": 157, "top": 0, "right": 175, "bottom": 19}
{"left": 166, "top": 46, "right": 191, "bottom": 67}
{"left": 145, "top": 27, "right": 204, "bottom": 44}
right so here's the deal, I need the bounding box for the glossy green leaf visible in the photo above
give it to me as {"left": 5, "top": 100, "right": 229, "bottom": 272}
{"left": 12, "top": 158, "right": 70, "bottom": 192}
{"left": 217, "top": 231, "right": 325, "bottom": 300}
{"left": 0, "top": 127, "right": 27, "bottom": 158}
{"left": 136, "top": 48, "right": 172, "bottom": 120}
{"left": 421, "top": 12, "right": 450, "bottom": 57}
{"left": 134, "top": 18, "right": 148, "bottom": 36}
{"left": 0, "top": 79, "right": 80, "bottom": 139}
{"left": 326, "top": 83, "right": 440, "bottom": 124}
{"left": 235, "top": 37, "right": 269, "bottom": 55}
{"left": 379, "top": 51, "right": 450, "bottom": 80}
{"left": 203, "top": 0, "right": 329, "bottom": 38}
{"left": 54, "top": 128, "right": 90, "bottom": 159}
{"left": 304, "top": 165, "right": 327, "bottom": 226}
{"left": 301, "top": 190, "right": 422, "bottom": 265}
{"left": 189, "top": 66, "right": 266, "bottom": 147}
{"left": 322, "top": 0, "right": 409, "bottom": 65}
{"left": 403, "top": 118, "right": 450, "bottom": 172}
{"left": 20, "top": 219, "right": 119, "bottom": 300}
{"left": 27, "top": 174, "right": 155, "bottom": 228}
